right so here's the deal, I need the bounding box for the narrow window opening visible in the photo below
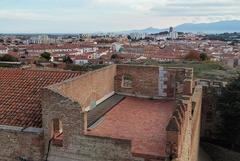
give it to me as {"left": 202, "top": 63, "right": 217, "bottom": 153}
{"left": 121, "top": 74, "right": 133, "bottom": 88}
{"left": 52, "top": 118, "right": 63, "bottom": 147}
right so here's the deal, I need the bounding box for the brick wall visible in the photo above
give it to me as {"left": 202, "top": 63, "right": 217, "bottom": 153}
{"left": 40, "top": 64, "right": 199, "bottom": 161}
{"left": 190, "top": 85, "right": 202, "bottom": 161}
{"left": 115, "top": 65, "right": 192, "bottom": 98}
{"left": 52, "top": 64, "right": 117, "bottom": 110}
{"left": 165, "top": 85, "right": 202, "bottom": 161}
{"left": 41, "top": 88, "right": 84, "bottom": 151}
{"left": 0, "top": 126, "right": 44, "bottom": 161}
{"left": 41, "top": 85, "right": 144, "bottom": 161}
{"left": 115, "top": 65, "right": 159, "bottom": 97}
{"left": 197, "top": 79, "right": 226, "bottom": 139}
{"left": 47, "top": 135, "right": 144, "bottom": 161}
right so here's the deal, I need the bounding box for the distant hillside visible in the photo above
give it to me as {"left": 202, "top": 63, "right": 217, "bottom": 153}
{"left": 175, "top": 20, "right": 240, "bottom": 33}
{"left": 121, "top": 20, "right": 240, "bottom": 34}
{"left": 121, "top": 27, "right": 163, "bottom": 34}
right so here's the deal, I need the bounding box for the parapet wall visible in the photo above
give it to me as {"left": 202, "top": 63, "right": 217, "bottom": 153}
{"left": 165, "top": 85, "right": 202, "bottom": 161}
{"left": 41, "top": 85, "right": 144, "bottom": 161}
{"left": 50, "top": 64, "right": 117, "bottom": 110}
{"left": 40, "top": 64, "right": 197, "bottom": 161}
{"left": 196, "top": 79, "right": 226, "bottom": 139}
{"left": 0, "top": 126, "right": 43, "bottom": 161}
{"left": 166, "top": 99, "right": 189, "bottom": 159}
{"left": 115, "top": 64, "right": 193, "bottom": 99}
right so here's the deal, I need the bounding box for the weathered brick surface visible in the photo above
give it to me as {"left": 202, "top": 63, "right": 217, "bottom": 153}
{"left": 0, "top": 65, "right": 201, "bottom": 161}
{"left": 0, "top": 129, "right": 44, "bottom": 161}
{"left": 48, "top": 135, "right": 144, "bottom": 161}
{"left": 198, "top": 79, "right": 225, "bottom": 139}
{"left": 52, "top": 65, "right": 116, "bottom": 109}
{"left": 41, "top": 88, "right": 84, "bottom": 150}
{"left": 115, "top": 65, "right": 191, "bottom": 98}
{"left": 115, "top": 65, "right": 159, "bottom": 97}
{"left": 41, "top": 88, "right": 144, "bottom": 161}
{"left": 190, "top": 86, "right": 202, "bottom": 161}
{"left": 177, "top": 86, "right": 202, "bottom": 161}
{"left": 40, "top": 65, "right": 200, "bottom": 161}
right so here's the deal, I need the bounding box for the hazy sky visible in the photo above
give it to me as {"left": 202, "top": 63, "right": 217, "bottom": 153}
{"left": 0, "top": 0, "right": 240, "bottom": 33}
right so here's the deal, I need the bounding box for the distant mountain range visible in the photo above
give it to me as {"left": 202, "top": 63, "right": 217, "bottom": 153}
{"left": 121, "top": 20, "right": 240, "bottom": 34}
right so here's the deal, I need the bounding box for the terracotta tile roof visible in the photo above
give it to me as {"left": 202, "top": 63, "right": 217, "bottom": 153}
{"left": 0, "top": 69, "right": 81, "bottom": 128}
{"left": 0, "top": 46, "right": 7, "bottom": 50}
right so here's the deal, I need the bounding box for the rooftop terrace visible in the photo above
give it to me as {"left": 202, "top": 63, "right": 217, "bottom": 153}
{"left": 87, "top": 96, "right": 176, "bottom": 158}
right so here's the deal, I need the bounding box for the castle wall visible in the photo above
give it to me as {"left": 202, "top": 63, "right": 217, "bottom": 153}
{"left": 51, "top": 64, "right": 117, "bottom": 110}
{"left": 0, "top": 126, "right": 44, "bottom": 161}
{"left": 41, "top": 87, "right": 144, "bottom": 161}
{"left": 115, "top": 64, "right": 193, "bottom": 98}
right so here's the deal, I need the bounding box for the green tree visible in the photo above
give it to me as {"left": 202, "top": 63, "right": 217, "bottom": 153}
{"left": 63, "top": 55, "right": 73, "bottom": 64}
{"left": 111, "top": 54, "right": 118, "bottom": 59}
{"left": 40, "top": 52, "right": 51, "bottom": 61}
{"left": 184, "top": 50, "right": 200, "bottom": 61}
{"left": 13, "top": 48, "right": 19, "bottom": 52}
{"left": 216, "top": 76, "right": 240, "bottom": 149}
{"left": 200, "top": 52, "right": 208, "bottom": 61}
{"left": 0, "top": 54, "right": 18, "bottom": 62}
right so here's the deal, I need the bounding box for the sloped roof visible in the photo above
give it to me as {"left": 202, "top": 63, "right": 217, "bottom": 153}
{"left": 0, "top": 69, "right": 80, "bottom": 128}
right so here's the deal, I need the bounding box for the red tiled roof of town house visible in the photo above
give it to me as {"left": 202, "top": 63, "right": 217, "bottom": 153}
{"left": 0, "top": 46, "right": 7, "bottom": 50}
{"left": 87, "top": 97, "right": 176, "bottom": 158}
{"left": 0, "top": 69, "right": 81, "bottom": 128}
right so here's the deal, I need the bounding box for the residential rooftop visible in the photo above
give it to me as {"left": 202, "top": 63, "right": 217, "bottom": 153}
{"left": 0, "top": 69, "right": 80, "bottom": 128}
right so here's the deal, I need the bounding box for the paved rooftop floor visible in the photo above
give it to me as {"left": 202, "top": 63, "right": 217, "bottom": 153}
{"left": 87, "top": 96, "right": 176, "bottom": 158}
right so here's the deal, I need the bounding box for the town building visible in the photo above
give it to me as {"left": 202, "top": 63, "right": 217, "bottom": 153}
{"left": 129, "top": 33, "right": 146, "bottom": 40}
{"left": 0, "top": 64, "right": 202, "bottom": 161}
{"left": 169, "top": 27, "right": 178, "bottom": 40}
{"left": 0, "top": 46, "right": 8, "bottom": 55}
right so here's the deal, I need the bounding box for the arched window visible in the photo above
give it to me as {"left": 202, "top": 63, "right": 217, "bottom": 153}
{"left": 121, "top": 74, "right": 133, "bottom": 88}
{"left": 52, "top": 118, "right": 63, "bottom": 147}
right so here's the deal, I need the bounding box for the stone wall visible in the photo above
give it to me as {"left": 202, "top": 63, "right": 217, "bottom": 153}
{"left": 190, "top": 85, "right": 202, "bottom": 161}
{"left": 47, "top": 135, "right": 144, "bottom": 161}
{"left": 52, "top": 64, "right": 117, "bottom": 110}
{"left": 41, "top": 88, "right": 83, "bottom": 151}
{"left": 41, "top": 86, "right": 144, "bottom": 161}
{"left": 165, "top": 85, "right": 202, "bottom": 161}
{"left": 40, "top": 64, "right": 199, "bottom": 161}
{"left": 0, "top": 126, "right": 44, "bottom": 161}
{"left": 196, "top": 79, "right": 226, "bottom": 139}
{"left": 115, "top": 65, "right": 193, "bottom": 98}
{"left": 115, "top": 65, "right": 159, "bottom": 97}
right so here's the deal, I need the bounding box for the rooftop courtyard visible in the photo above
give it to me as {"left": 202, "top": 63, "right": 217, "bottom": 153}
{"left": 87, "top": 96, "right": 176, "bottom": 158}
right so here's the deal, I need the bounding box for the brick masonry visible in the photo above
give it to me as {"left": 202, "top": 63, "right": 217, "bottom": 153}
{"left": 41, "top": 87, "right": 144, "bottom": 161}
{"left": 41, "top": 65, "right": 201, "bottom": 161}
{"left": 52, "top": 64, "right": 116, "bottom": 110}
{"left": 196, "top": 79, "right": 226, "bottom": 139}
{"left": 115, "top": 65, "right": 193, "bottom": 99}
{"left": 0, "top": 64, "right": 202, "bottom": 161}
{"left": 0, "top": 127, "right": 44, "bottom": 161}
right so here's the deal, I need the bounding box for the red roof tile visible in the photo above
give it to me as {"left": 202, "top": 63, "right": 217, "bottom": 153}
{"left": 87, "top": 97, "right": 176, "bottom": 158}
{"left": 0, "top": 69, "right": 81, "bottom": 128}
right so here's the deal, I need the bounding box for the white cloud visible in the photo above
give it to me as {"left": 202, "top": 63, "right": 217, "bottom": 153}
{"left": 0, "top": 0, "right": 240, "bottom": 32}
{"left": 0, "top": 10, "right": 54, "bottom": 21}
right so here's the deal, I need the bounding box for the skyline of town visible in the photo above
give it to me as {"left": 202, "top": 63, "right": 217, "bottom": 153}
{"left": 1, "top": 0, "right": 240, "bottom": 33}
{"left": 0, "top": 1, "right": 240, "bottom": 161}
